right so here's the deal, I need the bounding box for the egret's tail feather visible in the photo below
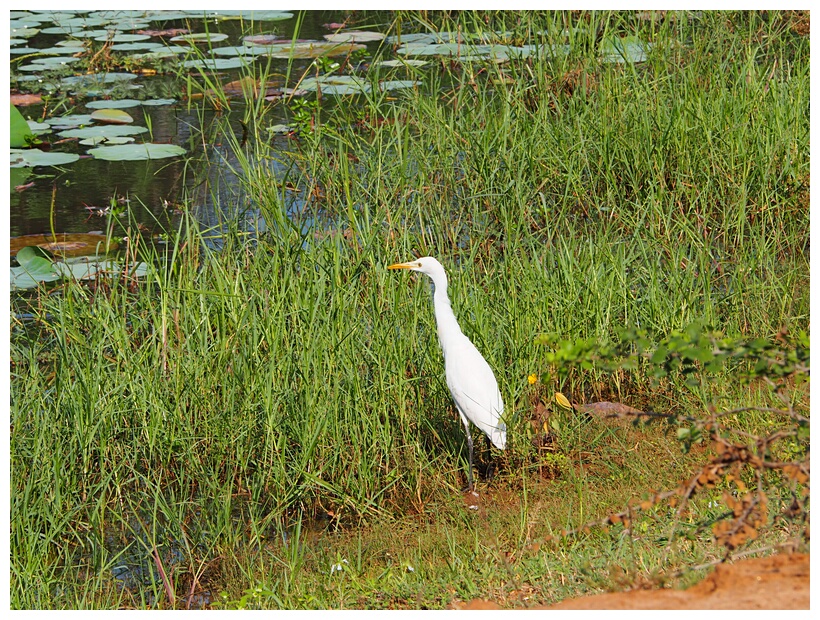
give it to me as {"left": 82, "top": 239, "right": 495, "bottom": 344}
{"left": 490, "top": 423, "right": 506, "bottom": 450}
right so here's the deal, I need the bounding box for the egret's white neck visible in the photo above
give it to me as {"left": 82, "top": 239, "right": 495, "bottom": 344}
{"left": 429, "top": 273, "right": 464, "bottom": 347}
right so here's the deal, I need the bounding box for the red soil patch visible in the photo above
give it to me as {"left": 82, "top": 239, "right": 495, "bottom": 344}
{"left": 458, "top": 553, "right": 809, "bottom": 610}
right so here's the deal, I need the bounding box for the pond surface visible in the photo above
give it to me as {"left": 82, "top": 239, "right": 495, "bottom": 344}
{"left": 10, "top": 10, "right": 378, "bottom": 240}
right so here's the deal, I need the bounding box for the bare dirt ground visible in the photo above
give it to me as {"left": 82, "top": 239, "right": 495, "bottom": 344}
{"left": 458, "top": 553, "right": 809, "bottom": 610}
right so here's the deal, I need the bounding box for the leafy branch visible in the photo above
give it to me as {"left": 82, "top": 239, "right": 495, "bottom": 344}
{"left": 536, "top": 323, "right": 809, "bottom": 560}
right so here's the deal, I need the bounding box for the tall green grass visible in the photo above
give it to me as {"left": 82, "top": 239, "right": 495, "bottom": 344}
{"left": 10, "top": 10, "right": 808, "bottom": 608}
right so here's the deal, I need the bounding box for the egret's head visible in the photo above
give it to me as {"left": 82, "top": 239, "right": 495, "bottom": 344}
{"left": 387, "top": 256, "right": 444, "bottom": 276}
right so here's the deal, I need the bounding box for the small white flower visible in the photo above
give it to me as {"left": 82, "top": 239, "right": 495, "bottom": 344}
{"left": 330, "top": 559, "right": 349, "bottom": 575}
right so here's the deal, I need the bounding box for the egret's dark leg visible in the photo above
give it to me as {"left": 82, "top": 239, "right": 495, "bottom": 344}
{"left": 461, "top": 417, "right": 474, "bottom": 492}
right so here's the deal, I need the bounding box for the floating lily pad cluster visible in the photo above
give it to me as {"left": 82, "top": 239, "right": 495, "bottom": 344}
{"left": 10, "top": 11, "right": 655, "bottom": 169}
{"left": 11, "top": 10, "right": 655, "bottom": 87}
{"left": 11, "top": 97, "right": 185, "bottom": 164}
{"left": 11, "top": 243, "right": 149, "bottom": 290}
{"left": 388, "top": 31, "right": 573, "bottom": 62}
{"left": 182, "top": 40, "right": 370, "bottom": 71}
{"left": 10, "top": 9, "right": 296, "bottom": 78}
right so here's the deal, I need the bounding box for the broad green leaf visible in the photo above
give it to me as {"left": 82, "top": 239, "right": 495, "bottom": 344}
{"left": 11, "top": 105, "right": 34, "bottom": 148}
{"left": 12, "top": 246, "right": 59, "bottom": 288}
{"left": 17, "top": 245, "right": 54, "bottom": 270}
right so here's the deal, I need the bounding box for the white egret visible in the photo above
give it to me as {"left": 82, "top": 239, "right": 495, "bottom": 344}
{"left": 387, "top": 257, "right": 506, "bottom": 492}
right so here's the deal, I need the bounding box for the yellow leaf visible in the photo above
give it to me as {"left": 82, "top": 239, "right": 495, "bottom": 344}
{"left": 555, "top": 392, "right": 572, "bottom": 409}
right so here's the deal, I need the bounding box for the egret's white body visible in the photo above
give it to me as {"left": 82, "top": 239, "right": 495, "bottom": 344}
{"left": 388, "top": 257, "right": 505, "bottom": 490}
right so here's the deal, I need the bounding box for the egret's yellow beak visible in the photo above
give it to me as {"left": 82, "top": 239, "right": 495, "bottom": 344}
{"left": 387, "top": 261, "right": 416, "bottom": 270}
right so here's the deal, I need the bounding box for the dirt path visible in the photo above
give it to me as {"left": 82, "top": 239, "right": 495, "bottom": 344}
{"left": 459, "top": 553, "right": 809, "bottom": 609}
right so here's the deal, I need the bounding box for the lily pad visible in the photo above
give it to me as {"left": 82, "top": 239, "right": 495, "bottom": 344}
{"left": 378, "top": 80, "right": 422, "bottom": 92}
{"left": 170, "top": 32, "right": 230, "bottom": 44}
{"left": 11, "top": 21, "right": 42, "bottom": 32}
{"left": 213, "top": 45, "right": 270, "bottom": 57}
{"left": 28, "top": 45, "right": 78, "bottom": 55}
{"left": 11, "top": 149, "right": 81, "bottom": 167}
{"left": 79, "top": 136, "right": 135, "bottom": 146}
{"left": 69, "top": 29, "right": 116, "bottom": 39}
{"left": 94, "top": 10, "right": 192, "bottom": 21}
{"left": 396, "top": 41, "right": 534, "bottom": 61}
{"left": 600, "top": 35, "right": 653, "bottom": 63}
{"left": 90, "top": 108, "right": 134, "bottom": 124}
{"left": 11, "top": 233, "right": 118, "bottom": 258}
{"left": 298, "top": 75, "right": 420, "bottom": 96}
{"left": 86, "top": 99, "right": 142, "bottom": 109}
{"left": 182, "top": 58, "right": 250, "bottom": 71}
{"left": 93, "top": 32, "right": 150, "bottom": 42}
{"left": 87, "top": 143, "right": 186, "bottom": 161}
{"left": 263, "top": 41, "right": 366, "bottom": 59}
{"left": 300, "top": 75, "right": 369, "bottom": 92}
{"left": 11, "top": 252, "right": 149, "bottom": 290}
{"left": 395, "top": 41, "right": 475, "bottom": 56}
{"left": 44, "top": 113, "right": 95, "bottom": 129}
{"left": 264, "top": 88, "right": 308, "bottom": 101}
{"left": 11, "top": 246, "right": 60, "bottom": 289}
{"left": 56, "top": 39, "right": 86, "bottom": 48}
{"left": 207, "top": 10, "right": 293, "bottom": 21}
{"left": 376, "top": 59, "right": 429, "bottom": 68}
{"left": 108, "top": 20, "right": 151, "bottom": 31}
{"left": 141, "top": 98, "right": 177, "bottom": 106}
{"left": 243, "top": 34, "right": 279, "bottom": 45}
{"left": 18, "top": 62, "right": 73, "bottom": 72}
{"left": 110, "top": 42, "right": 165, "bottom": 51}
{"left": 26, "top": 120, "right": 51, "bottom": 134}
{"left": 17, "top": 245, "right": 57, "bottom": 271}
{"left": 385, "top": 32, "right": 466, "bottom": 45}
{"left": 267, "top": 124, "right": 293, "bottom": 134}
{"left": 10, "top": 27, "right": 40, "bottom": 38}
{"left": 54, "top": 258, "right": 150, "bottom": 281}
{"left": 128, "top": 49, "right": 185, "bottom": 61}
{"left": 58, "top": 125, "right": 148, "bottom": 139}
{"left": 324, "top": 31, "right": 385, "bottom": 43}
